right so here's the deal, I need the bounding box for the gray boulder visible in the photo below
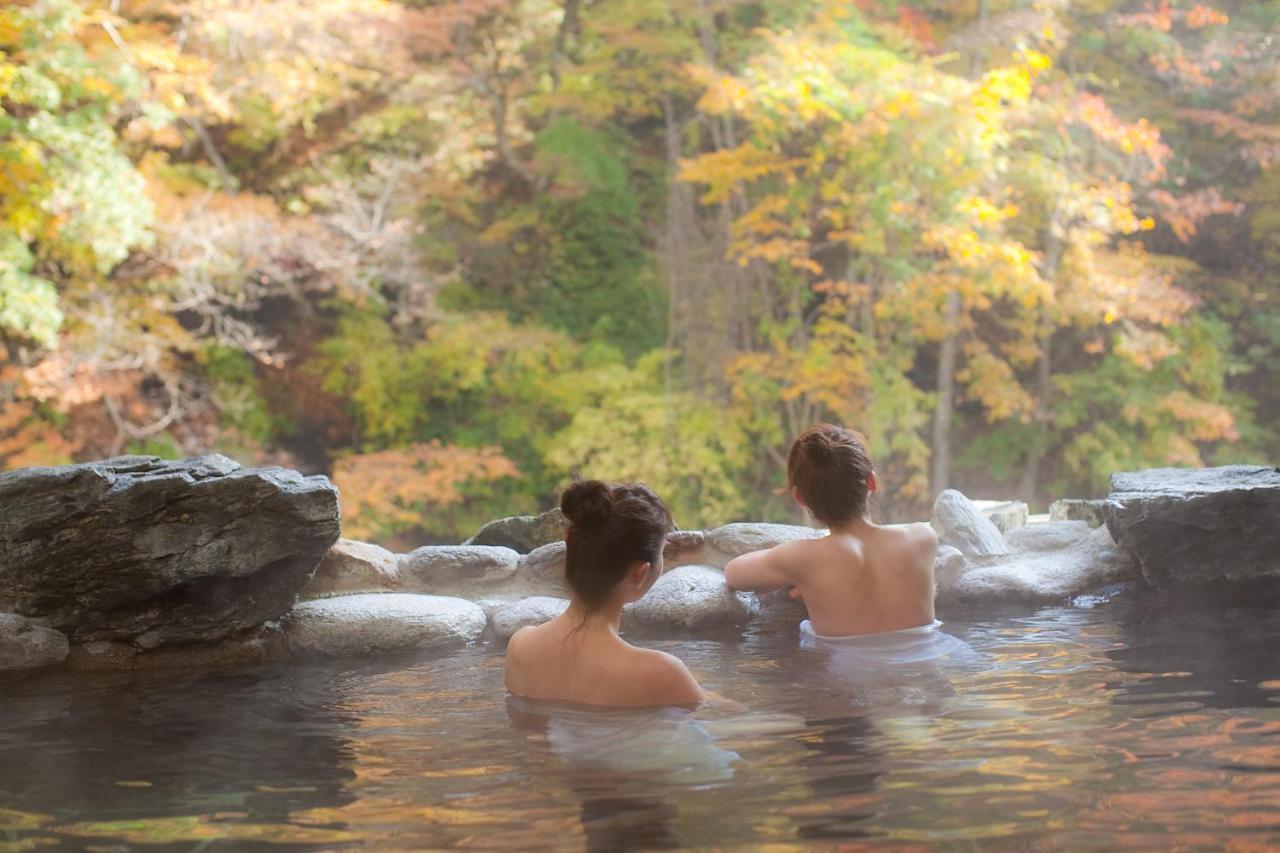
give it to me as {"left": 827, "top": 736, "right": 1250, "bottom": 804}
{"left": 300, "top": 539, "right": 400, "bottom": 599}
{"left": 933, "top": 545, "right": 968, "bottom": 599}
{"left": 1005, "top": 521, "right": 1091, "bottom": 553}
{"left": 517, "top": 542, "right": 570, "bottom": 595}
{"left": 0, "top": 614, "right": 69, "bottom": 672}
{"left": 285, "top": 593, "right": 486, "bottom": 657}
{"left": 0, "top": 455, "right": 339, "bottom": 648}
{"left": 931, "top": 490, "right": 1009, "bottom": 562}
{"left": 475, "top": 598, "right": 511, "bottom": 620}
{"left": 626, "top": 565, "right": 751, "bottom": 630}
{"left": 663, "top": 530, "right": 708, "bottom": 568}
{"left": 464, "top": 508, "right": 568, "bottom": 553}
{"left": 703, "top": 523, "right": 825, "bottom": 568}
{"left": 1104, "top": 465, "right": 1280, "bottom": 587}
{"left": 64, "top": 628, "right": 287, "bottom": 672}
{"left": 1049, "top": 499, "right": 1107, "bottom": 528}
{"left": 398, "top": 545, "right": 519, "bottom": 591}
{"left": 749, "top": 588, "right": 807, "bottom": 629}
{"left": 491, "top": 596, "right": 571, "bottom": 642}
{"left": 951, "top": 526, "right": 1138, "bottom": 603}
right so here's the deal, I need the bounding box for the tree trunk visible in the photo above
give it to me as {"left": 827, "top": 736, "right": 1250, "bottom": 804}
{"left": 1019, "top": 221, "right": 1064, "bottom": 504}
{"left": 1018, "top": 322, "right": 1053, "bottom": 502}
{"left": 660, "top": 94, "right": 693, "bottom": 396}
{"left": 929, "top": 0, "right": 988, "bottom": 497}
{"left": 930, "top": 290, "right": 961, "bottom": 494}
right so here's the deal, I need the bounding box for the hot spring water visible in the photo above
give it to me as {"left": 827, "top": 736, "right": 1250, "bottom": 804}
{"left": 3, "top": 597, "right": 1278, "bottom": 849}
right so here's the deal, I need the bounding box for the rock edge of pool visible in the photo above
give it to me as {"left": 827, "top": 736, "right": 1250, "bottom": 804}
{"left": 1, "top": 456, "right": 1278, "bottom": 677}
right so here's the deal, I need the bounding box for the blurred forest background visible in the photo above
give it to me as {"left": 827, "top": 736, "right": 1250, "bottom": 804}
{"left": 2, "top": 0, "right": 1277, "bottom": 544}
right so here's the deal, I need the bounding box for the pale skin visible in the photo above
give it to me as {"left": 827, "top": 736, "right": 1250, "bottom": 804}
{"left": 505, "top": 552, "right": 705, "bottom": 708}
{"left": 724, "top": 474, "right": 939, "bottom": 637}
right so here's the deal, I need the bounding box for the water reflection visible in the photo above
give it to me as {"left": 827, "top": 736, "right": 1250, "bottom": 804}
{"left": 1107, "top": 600, "right": 1280, "bottom": 711}
{"left": 0, "top": 662, "right": 359, "bottom": 847}
{"left": 792, "top": 713, "right": 882, "bottom": 840}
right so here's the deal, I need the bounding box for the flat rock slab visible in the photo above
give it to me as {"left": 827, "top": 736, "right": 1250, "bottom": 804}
{"left": 0, "top": 455, "right": 339, "bottom": 648}
{"left": 1104, "top": 465, "right": 1280, "bottom": 587}
{"left": 491, "top": 596, "right": 570, "bottom": 642}
{"left": 1050, "top": 499, "right": 1107, "bottom": 528}
{"left": 702, "top": 523, "right": 825, "bottom": 568}
{"left": 464, "top": 508, "right": 567, "bottom": 553}
{"left": 301, "top": 539, "right": 400, "bottom": 599}
{"left": 0, "top": 614, "right": 68, "bottom": 672}
{"left": 398, "top": 545, "right": 519, "bottom": 591}
{"left": 626, "top": 565, "right": 751, "bottom": 630}
{"left": 950, "top": 526, "right": 1138, "bottom": 603}
{"left": 932, "top": 490, "right": 1009, "bottom": 562}
{"left": 285, "top": 593, "right": 486, "bottom": 657}
{"left": 975, "top": 500, "right": 1029, "bottom": 533}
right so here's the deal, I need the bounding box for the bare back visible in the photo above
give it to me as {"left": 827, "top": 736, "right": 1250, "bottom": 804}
{"left": 795, "top": 523, "right": 937, "bottom": 635}
{"left": 505, "top": 612, "right": 702, "bottom": 708}
{"left": 726, "top": 521, "right": 937, "bottom": 637}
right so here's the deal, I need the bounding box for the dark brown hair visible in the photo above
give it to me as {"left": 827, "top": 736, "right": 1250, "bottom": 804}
{"left": 560, "top": 480, "right": 673, "bottom": 608}
{"left": 786, "top": 424, "right": 874, "bottom": 526}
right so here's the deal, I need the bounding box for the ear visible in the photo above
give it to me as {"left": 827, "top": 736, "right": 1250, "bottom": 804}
{"left": 793, "top": 489, "right": 808, "bottom": 509}
{"left": 629, "top": 561, "right": 653, "bottom": 586}
{"left": 868, "top": 471, "right": 879, "bottom": 493}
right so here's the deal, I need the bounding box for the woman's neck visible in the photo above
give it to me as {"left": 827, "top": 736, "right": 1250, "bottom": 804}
{"left": 827, "top": 515, "right": 874, "bottom": 536}
{"left": 564, "top": 597, "right": 624, "bottom": 634}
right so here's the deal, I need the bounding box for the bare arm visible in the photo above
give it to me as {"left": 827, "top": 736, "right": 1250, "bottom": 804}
{"left": 723, "top": 542, "right": 798, "bottom": 593}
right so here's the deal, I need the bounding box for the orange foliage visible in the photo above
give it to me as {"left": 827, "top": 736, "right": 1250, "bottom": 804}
{"left": 1178, "top": 108, "right": 1280, "bottom": 167}
{"left": 1149, "top": 187, "right": 1246, "bottom": 242}
{"left": 333, "top": 441, "right": 519, "bottom": 539}
{"left": 1158, "top": 392, "right": 1239, "bottom": 442}
{"left": 402, "top": 0, "right": 514, "bottom": 58}
{"left": 1074, "top": 93, "right": 1171, "bottom": 180}
{"left": 1117, "top": 3, "right": 1228, "bottom": 32}
{"left": 896, "top": 6, "right": 936, "bottom": 49}
{"left": 0, "top": 381, "right": 79, "bottom": 470}
{"left": 1185, "top": 5, "right": 1230, "bottom": 29}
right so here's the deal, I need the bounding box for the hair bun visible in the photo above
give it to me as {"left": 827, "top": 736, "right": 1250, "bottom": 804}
{"left": 561, "top": 480, "right": 614, "bottom": 531}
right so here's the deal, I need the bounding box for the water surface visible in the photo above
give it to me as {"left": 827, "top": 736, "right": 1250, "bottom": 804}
{"left": 3, "top": 598, "right": 1279, "bottom": 849}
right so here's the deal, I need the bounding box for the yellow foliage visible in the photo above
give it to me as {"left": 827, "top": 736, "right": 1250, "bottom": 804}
{"left": 678, "top": 146, "right": 796, "bottom": 205}
{"left": 957, "top": 340, "right": 1036, "bottom": 422}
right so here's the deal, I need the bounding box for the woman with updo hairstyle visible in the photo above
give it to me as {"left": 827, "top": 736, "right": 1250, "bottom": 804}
{"left": 504, "top": 480, "right": 704, "bottom": 707}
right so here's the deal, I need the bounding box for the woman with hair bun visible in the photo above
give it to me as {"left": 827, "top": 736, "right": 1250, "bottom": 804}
{"left": 504, "top": 480, "right": 704, "bottom": 707}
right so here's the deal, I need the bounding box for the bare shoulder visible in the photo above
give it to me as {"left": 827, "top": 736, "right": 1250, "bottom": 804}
{"left": 505, "top": 625, "right": 539, "bottom": 668}
{"left": 632, "top": 648, "right": 704, "bottom": 706}
{"left": 507, "top": 624, "right": 535, "bottom": 652}
{"left": 776, "top": 535, "right": 825, "bottom": 560}
{"left": 774, "top": 535, "right": 834, "bottom": 580}
{"left": 738, "top": 535, "right": 818, "bottom": 563}
{"left": 906, "top": 521, "right": 939, "bottom": 546}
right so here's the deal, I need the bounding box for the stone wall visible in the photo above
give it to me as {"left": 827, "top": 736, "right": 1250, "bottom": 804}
{"left": 4, "top": 456, "right": 1274, "bottom": 676}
